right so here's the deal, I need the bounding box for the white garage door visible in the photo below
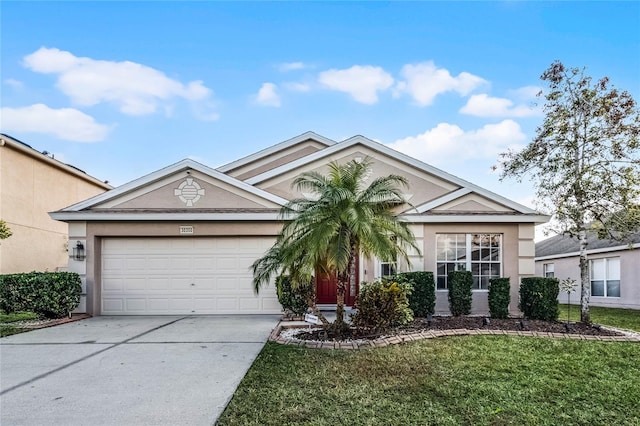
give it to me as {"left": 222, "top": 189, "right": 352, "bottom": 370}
{"left": 101, "top": 237, "right": 280, "bottom": 315}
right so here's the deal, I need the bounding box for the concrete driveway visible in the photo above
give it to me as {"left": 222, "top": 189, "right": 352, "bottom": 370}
{"left": 0, "top": 315, "right": 279, "bottom": 426}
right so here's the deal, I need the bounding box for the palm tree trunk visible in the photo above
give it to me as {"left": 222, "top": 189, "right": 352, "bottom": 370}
{"left": 335, "top": 274, "right": 347, "bottom": 325}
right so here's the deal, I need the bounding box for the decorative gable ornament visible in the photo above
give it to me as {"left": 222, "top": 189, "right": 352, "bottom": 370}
{"left": 174, "top": 178, "right": 205, "bottom": 207}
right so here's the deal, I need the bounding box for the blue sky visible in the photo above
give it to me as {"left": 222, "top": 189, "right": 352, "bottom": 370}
{"left": 2, "top": 1, "right": 639, "bottom": 218}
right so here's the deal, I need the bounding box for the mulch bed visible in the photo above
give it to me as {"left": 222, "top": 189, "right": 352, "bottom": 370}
{"left": 293, "top": 316, "right": 623, "bottom": 342}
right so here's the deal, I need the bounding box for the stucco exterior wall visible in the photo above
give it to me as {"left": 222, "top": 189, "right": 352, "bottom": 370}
{"left": 0, "top": 139, "right": 109, "bottom": 273}
{"left": 535, "top": 249, "right": 639, "bottom": 309}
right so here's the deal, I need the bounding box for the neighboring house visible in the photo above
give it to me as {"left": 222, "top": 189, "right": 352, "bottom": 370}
{"left": 50, "top": 132, "right": 549, "bottom": 316}
{"left": 0, "top": 134, "right": 111, "bottom": 274}
{"left": 535, "top": 231, "right": 640, "bottom": 309}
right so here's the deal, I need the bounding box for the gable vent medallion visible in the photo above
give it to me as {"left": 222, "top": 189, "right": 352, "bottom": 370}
{"left": 174, "top": 178, "right": 205, "bottom": 207}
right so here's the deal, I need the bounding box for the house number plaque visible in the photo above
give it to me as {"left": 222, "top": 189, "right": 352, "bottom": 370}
{"left": 179, "top": 225, "right": 194, "bottom": 235}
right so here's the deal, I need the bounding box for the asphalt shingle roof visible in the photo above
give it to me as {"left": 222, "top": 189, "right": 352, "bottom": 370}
{"left": 535, "top": 230, "right": 640, "bottom": 258}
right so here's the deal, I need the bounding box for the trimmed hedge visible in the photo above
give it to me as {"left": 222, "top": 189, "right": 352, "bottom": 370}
{"left": 488, "top": 277, "right": 510, "bottom": 319}
{"left": 275, "top": 275, "right": 314, "bottom": 316}
{"left": 395, "top": 271, "right": 436, "bottom": 317}
{"left": 0, "top": 272, "right": 81, "bottom": 318}
{"left": 352, "top": 280, "right": 413, "bottom": 331}
{"left": 448, "top": 270, "right": 473, "bottom": 316}
{"left": 519, "top": 277, "right": 559, "bottom": 321}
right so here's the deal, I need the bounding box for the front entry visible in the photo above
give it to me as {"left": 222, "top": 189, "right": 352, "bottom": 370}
{"left": 315, "top": 257, "right": 360, "bottom": 306}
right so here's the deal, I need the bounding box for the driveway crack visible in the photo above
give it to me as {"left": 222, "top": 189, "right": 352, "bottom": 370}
{"left": 0, "top": 316, "right": 189, "bottom": 396}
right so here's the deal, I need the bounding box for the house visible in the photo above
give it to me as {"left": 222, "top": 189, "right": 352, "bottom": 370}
{"left": 0, "top": 134, "right": 112, "bottom": 274}
{"left": 50, "top": 132, "right": 549, "bottom": 316}
{"left": 535, "top": 231, "right": 640, "bottom": 309}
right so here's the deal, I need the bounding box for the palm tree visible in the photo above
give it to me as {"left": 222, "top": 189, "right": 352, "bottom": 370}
{"left": 252, "top": 158, "right": 421, "bottom": 331}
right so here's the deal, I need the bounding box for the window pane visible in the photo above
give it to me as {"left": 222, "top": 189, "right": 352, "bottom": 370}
{"left": 456, "top": 263, "right": 467, "bottom": 271}
{"left": 591, "top": 280, "right": 605, "bottom": 297}
{"left": 481, "top": 264, "right": 491, "bottom": 275}
{"left": 607, "top": 280, "right": 620, "bottom": 297}
{"left": 607, "top": 258, "right": 620, "bottom": 280}
{"left": 490, "top": 248, "right": 499, "bottom": 262}
{"left": 471, "top": 247, "right": 480, "bottom": 261}
{"left": 481, "top": 248, "right": 490, "bottom": 261}
{"left": 472, "top": 276, "right": 480, "bottom": 289}
{"left": 437, "top": 263, "right": 446, "bottom": 276}
{"left": 590, "top": 259, "right": 605, "bottom": 280}
{"left": 472, "top": 263, "right": 480, "bottom": 275}
{"left": 481, "top": 276, "right": 489, "bottom": 290}
{"left": 456, "top": 247, "right": 466, "bottom": 261}
{"left": 490, "top": 263, "right": 500, "bottom": 276}
{"left": 437, "top": 276, "right": 447, "bottom": 289}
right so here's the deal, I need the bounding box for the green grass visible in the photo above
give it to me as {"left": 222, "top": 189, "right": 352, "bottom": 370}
{"left": 559, "top": 305, "right": 640, "bottom": 332}
{"left": 0, "top": 311, "right": 39, "bottom": 323}
{"left": 0, "top": 311, "right": 39, "bottom": 337}
{"left": 218, "top": 337, "right": 640, "bottom": 426}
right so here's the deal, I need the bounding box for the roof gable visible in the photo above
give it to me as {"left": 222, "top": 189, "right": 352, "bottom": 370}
{"left": 247, "top": 135, "right": 537, "bottom": 215}
{"left": 218, "top": 131, "right": 336, "bottom": 180}
{"left": 59, "top": 159, "right": 287, "bottom": 212}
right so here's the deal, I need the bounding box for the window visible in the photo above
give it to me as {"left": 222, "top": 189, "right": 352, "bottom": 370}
{"left": 543, "top": 263, "right": 555, "bottom": 278}
{"left": 379, "top": 261, "right": 397, "bottom": 278}
{"left": 590, "top": 258, "right": 620, "bottom": 298}
{"left": 436, "top": 234, "right": 502, "bottom": 290}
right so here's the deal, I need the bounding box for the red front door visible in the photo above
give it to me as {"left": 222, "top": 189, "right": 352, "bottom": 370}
{"left": 315, "top": 257, "right": 359, "bottom": 306}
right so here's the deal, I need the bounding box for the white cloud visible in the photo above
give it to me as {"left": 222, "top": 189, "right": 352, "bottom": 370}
{"left": 1, "top": 104, "right": 109, "bottom": 142}
{"left": 4, "top": 79, "right": 23, "bottom": 89}
{"left": 386, "top": 119, "right": 526, "bottom": 165}
{"left": 508, "top": 85, "right": 541, "bottom": 101}
{"left": 460, "top": 94, "right": 540, "bottom": 118}
{"left": 255, "top": 82, "right": 281, "bottom": 107}
{"left": 277, "top": 62, "right": 307, "bottom": 72}
{"left": 394, "top": 61, "right": 487, "bottom": 106}
{"left": 283, "top": 82, "right": 311, "bottom": 92}
{"left": 23, "top": 47, "right": 215, "bottom": 117}
{"left": 318, "top": 65, "right": 394, "bottom": 104}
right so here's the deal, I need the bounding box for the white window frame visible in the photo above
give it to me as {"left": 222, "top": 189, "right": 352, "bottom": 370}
{"left": 543, "top": 263, "right": 555, "bottom": 278}
{"left": 436, "top": 233, "right": 502, "bottom": 291}
{"left": 590, "top": 257, "right": 621, "bottom": 298}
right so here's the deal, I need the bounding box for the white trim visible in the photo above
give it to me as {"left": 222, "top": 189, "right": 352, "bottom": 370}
{"left": 217, "top": 131, "right": 336, "bottom": 173}
{"left": 58, "top": 159, "right": 289, "bottom": 212}
{"left": 415, "top": 188, "right": 473, "bottom": 213}
{"left": 402, "top": 214, "right": 550, "bottom": 223}
{"left": 535, "top": 243, "right": 640, "bottom": 261}
{"left": 246, "top": 135, "right": 539, "bottom": 215}
{"left": 50, "top": 212, "right": 282, "bottom": 221}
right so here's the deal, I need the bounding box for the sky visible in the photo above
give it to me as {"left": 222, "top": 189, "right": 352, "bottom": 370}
{"left": 2, "top": 1, "right": 639, "bottom": 238}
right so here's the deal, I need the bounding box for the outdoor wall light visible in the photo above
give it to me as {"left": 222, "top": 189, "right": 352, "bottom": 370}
{"left": 72, "top": 241, "right": 86, "bottom": 261}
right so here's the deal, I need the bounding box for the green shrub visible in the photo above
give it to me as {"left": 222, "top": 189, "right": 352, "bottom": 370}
{"left": 352, "top": 280, "right": 413, "bottom": 331}
{"left": 395, "top": 271, "right": 436, "bottom": 317}
{"left": 275, "top": 275, "right": 314, "bottom": 316}
{"left": 0, "top": 272, "right": 81, "bottom": 318}
{"left": 448, "top": 270, "right": 473, "bottom": 316}
{"left": 519, "top": 277, "right": 559, "bottom": 321}
{"left": 488, "top": 277, "right": 511, "bottom": 319}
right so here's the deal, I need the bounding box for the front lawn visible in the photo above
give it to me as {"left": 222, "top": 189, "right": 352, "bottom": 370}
{"left": 217, "top": 337, "right": 640, "bottom": 425}
{"left": 559, "top": 304, "right": 640, "bottom": 332}
{"left": 0, "top": 310, "right": 39, "bottom": 337}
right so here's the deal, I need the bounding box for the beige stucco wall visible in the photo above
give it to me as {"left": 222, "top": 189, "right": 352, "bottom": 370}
{"left": 0, "top": 140, "right": 109, "bottom": 273}
{"left": 258, "top": 146, "right": 460, "bottom": 207}
{"left": 361, "top": 222, "right": 534, "bottom": 316}
{"left": 535, "top": 248, "right": 639, "bottom": 309}
{"left": 227, "top": 141, "right": 327, "bottom": 180}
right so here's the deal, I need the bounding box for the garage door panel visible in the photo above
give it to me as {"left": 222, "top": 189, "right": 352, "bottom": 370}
{"left": 101, "top": 237, "right": 279, "bottom": 315}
